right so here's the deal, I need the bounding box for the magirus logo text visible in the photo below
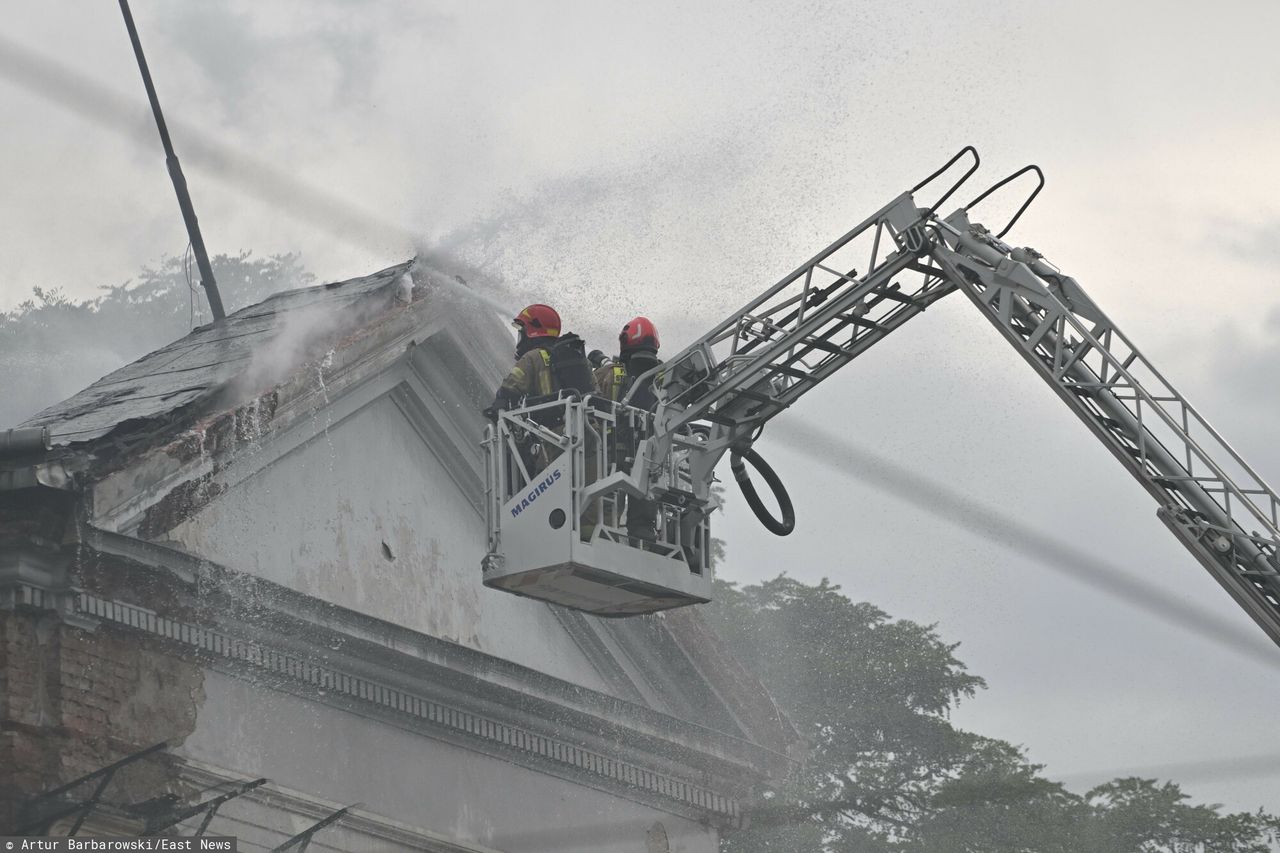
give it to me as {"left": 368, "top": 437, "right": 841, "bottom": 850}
{"left": 511, "top": 467, "right": 563, "bottom": 518}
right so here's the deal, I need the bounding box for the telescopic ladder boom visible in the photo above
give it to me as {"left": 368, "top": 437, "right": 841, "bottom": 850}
{"left": 930, "top": 206, "right": 1280, "bottom": 645}
{"left": 483, "top": 147, "right": 1280, "bottom": 633}
{"left": 621, "top": 147, "right": 1280, "bottom": 641}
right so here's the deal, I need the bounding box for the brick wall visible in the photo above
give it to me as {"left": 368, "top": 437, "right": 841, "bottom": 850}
{"left": 0, "top": 609, "right": 204, "bottom": 832}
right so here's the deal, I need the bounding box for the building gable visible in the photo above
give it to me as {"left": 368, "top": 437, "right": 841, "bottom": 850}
{"left": 162, "top": 359, "right": 617, "bottom": 691}
{"left": 2, "top": 261, "right": 798, "bottom": 845}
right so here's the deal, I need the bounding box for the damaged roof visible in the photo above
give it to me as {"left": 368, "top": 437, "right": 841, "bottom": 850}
{"left": 20, "top": 262, "right": 414, "bottom": 447}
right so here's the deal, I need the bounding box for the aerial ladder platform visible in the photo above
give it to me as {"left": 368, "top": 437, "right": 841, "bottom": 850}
{"left": 481, "top": 147, "right": 1280, "bottom": 645}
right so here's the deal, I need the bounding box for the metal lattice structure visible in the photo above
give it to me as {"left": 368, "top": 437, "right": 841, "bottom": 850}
{"left": 636, "top": 152, "right": 978, "bottom": 499}
{"left": 930, "top": 207, "right": 1280, "bottom": 644}
{"left": 483, "top": 147, "right": 1280, "bottom": 643}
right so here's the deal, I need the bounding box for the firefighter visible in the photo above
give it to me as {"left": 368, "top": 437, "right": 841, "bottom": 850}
{"left": 487, "top": 303, "right": 562, "bottom": 417}
{"left": 593, "top": 317, "right": 663, "bottom": 542}
{"left": 593, "top": 316, "right": 662, "bottom": 409}
{"left": 485, "top": 303, "right": 574, "bottom": 486}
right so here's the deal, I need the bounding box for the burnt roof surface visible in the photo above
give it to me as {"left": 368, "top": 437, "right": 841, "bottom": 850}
{"left": 20, "top": 261, "right": 413, "bottom": 447}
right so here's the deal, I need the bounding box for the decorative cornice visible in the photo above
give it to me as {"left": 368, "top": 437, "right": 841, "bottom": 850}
{"left": 0, "top": 547, "right": 93, "bottom": 629}
{"left": 76, "top": 529, "right": 788, "bottom": 784}
{"left": 71, "top": 588, "right": 742, "bottom": 825}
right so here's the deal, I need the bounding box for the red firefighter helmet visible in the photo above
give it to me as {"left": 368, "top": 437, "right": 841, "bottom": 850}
{"left": 512, "top": 304, "right": 561, "bottom": 339}
{"left": 619, "top": 316, "right": 660, "bottom": 353}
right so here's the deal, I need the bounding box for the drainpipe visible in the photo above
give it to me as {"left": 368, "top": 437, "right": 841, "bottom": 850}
{"left": 0, "top": 427, "right": 50, "bottom": 458}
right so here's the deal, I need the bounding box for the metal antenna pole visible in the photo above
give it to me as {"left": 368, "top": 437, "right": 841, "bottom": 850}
{"left": 118, "top": 0, "right": 226, "bottom": 322}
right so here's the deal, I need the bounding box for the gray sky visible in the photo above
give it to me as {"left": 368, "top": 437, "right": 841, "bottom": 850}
{"left": 3, "top": 0, "right": 1279, "bottom": 815}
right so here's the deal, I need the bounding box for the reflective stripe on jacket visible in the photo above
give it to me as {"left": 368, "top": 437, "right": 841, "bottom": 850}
{"left": 592, "top": 363, "right": 628, "bottom": 401}
{"left": 594, "top": 360, "right": 662, "bottom": 410}
{"left": 501, "top": 348, "right": 554, "bottom": 399}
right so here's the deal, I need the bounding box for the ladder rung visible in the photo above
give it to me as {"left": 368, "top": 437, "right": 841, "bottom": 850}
{"left": 871, "top": 287, "right": 916, "bottom": 305}
{"left": 906, "top": 261, "right": 943, "bottom": 277}
{"left": 734, "top": 388, "right": 778, "bottom": 405}
{"left": 770, "top": 365, "right": 813, "bottom": 380}
{"left": 751, "top": 400, "right": 790, "bottom": 417}
{"left": 804, "top": 338, "right": 846, "bottom": 355}
{"left": 840, "top": 314, "right": 885, "bottom": 331}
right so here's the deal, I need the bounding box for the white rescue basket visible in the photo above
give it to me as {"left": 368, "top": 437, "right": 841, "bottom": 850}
{"left": 481, "top": 397, "right": 714, "bottom": 617}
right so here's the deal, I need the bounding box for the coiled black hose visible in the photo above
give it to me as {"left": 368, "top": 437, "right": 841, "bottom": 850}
{"left": 730, "top": 447, "right": 795, "bottom": 536}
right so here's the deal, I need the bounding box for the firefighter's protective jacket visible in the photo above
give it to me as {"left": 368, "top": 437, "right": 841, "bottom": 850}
{"left": 491, "top": 345, "right": 554, "bottom": 413}
{"left": 593, "top": 354, "right": 662, "bottom": 410}
{"left": 592, "top": 363, "right": 628, "bottom": 402}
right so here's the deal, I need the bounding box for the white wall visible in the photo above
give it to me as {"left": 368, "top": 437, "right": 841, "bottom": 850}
{"left": 171, "top": 393, "right": 613, "bottom": 693}
{"left": 182, "top": 669, "right": 718, "bottom": 853}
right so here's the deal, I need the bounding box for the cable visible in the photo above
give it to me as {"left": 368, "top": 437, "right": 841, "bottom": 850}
{"left": 731, "top": 446, "right": 795, "bottom": 536}
{"left": 0, "top": 34, "right": 416, "bottom": 251}
{"left": 776, "top": 420, "right": 1280, "bottom": 672}
{"left": 183, "top": 241, "right": 198, "bottom": 328}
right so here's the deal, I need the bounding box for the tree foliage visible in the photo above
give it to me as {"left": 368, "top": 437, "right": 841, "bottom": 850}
{"left": 0, "top": 252, "right": 313, "bottom": 426}
{"left": 707, "top": 575, "right": 1280, "bottom": 852}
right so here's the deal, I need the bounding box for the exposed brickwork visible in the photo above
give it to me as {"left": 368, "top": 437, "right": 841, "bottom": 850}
{"left": 135, "top": 473, "right": 225, "bottom": 542}
{"left": 0, "top": 609, "right": 204, "bottom": 832}
{"left": 132, "top": 394, "right": 278, "bottom": 542}
{"left": 72, "top": 549, "right": 198, "bottom": 623}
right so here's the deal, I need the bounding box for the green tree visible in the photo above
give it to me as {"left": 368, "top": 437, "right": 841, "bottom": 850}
{"left": 911, "top": 739, "right": 1086, "bottom": 852}
{"left": 706, "top": 575, "right": 986, "bottom": 849}
{"left": 1080, "top": 778, "right": 1280, "bottom": 853}
{"left": 0, "top": 251, "right": 313, "bottom": 426}
{"left": 710, "top": 574, "right": 1280, "bottom": 852}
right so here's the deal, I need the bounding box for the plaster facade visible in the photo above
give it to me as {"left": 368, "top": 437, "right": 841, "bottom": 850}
{"left": 1, "top": 263, "right": 795, "bottom": 850}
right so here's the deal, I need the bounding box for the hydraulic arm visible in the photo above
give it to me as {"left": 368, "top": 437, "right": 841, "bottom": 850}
{"left": 931, "top": 204, "right": 1280, "bottom": 645}
{"left": 620, "top": 147, "right": 1280, "bottom": 640}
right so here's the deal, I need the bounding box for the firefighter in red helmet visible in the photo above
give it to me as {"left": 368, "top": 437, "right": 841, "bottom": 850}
{"left": 488, "top": 302, "right": 594, "bottom": 415}
{"left": 593, "top": 316, "right": 661, "bottom": 408}
{"left": 487, "top": 303, "right": 562, "bottom": 417}
{"left": 593, "top": 316, "right": 664, "bottom": 542}
{"left": 487, "top": 303, "right": 595, "bottom": 480}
